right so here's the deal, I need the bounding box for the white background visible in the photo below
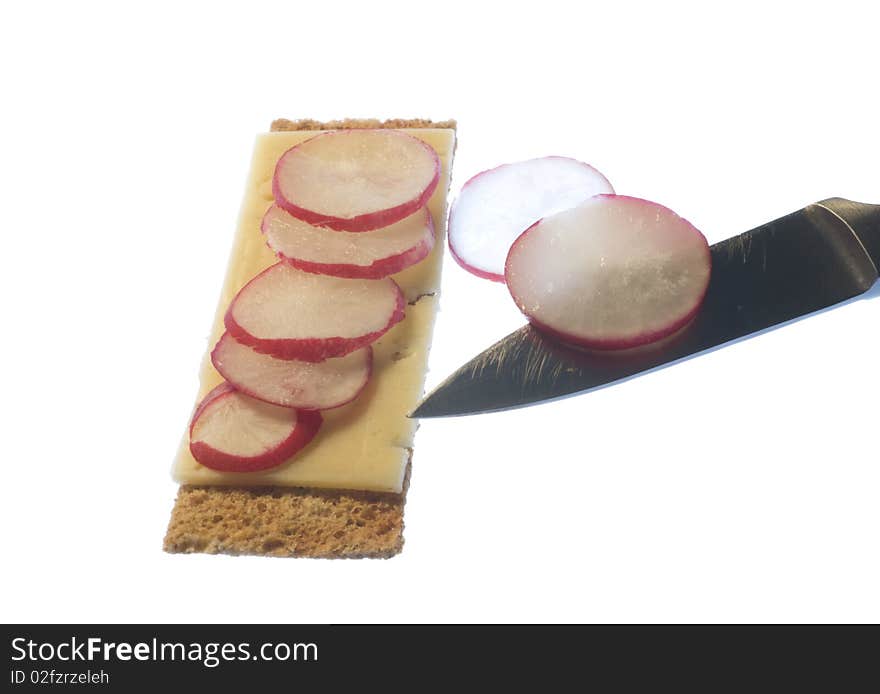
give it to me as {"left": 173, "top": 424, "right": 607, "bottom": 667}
{"left": 1, "top": 0, "right": 878, "bottom": 623}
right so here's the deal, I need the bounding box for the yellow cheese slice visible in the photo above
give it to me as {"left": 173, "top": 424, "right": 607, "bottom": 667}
{"left": 171, "top": 129, "right": 455, "bottom": 493}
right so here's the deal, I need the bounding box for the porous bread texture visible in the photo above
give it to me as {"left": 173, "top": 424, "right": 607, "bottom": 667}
{"left": 164, "top": 458, "right": 410, "bottom": 558}
{"left": 165, "top": 118, "right": 455, "bottom": 559}
{"left": 271, "top": 117, "right": 456, "bottom": 131}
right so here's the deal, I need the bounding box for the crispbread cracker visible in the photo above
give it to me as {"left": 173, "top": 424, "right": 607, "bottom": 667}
{"left": 164, "top": 118, "right": 455, "bottom": 559}
{"left": 271, "top": 117, "right": 456, "bottom": 132}
{"left": 164, "top": 456, "right": 411, "bottom": 558}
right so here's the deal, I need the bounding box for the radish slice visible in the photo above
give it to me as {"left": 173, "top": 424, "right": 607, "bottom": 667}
{"left": 505, "top": 195, "right": 711, "bottom": 350}
{"left": 262, "top": 205, "right": 434, "bottom": 279}
{"left": 212, "top": 332, "right": 372, "bottom": 410}
{"left": 273, "top": 129, "right": 440, "bottom": 232}
{"left": 449, "top": 156, "right": 614, "bottom": 281}
{"left": 189, "top": 383, "right": 322, "bottom": 472}
{"left": 225, "top": 262, "right": 405, "bottom": 361}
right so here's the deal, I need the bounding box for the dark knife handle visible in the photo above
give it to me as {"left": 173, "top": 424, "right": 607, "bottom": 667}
{"left": 819, "top": 198, "right": 880, "bottom": 271}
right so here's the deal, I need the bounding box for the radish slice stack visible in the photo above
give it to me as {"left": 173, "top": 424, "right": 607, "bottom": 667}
{"left": 449, "top": 151, "right": 711, "bottom": 353}
{"left": 190, "top": 129, "right": 440, "bottom": 473}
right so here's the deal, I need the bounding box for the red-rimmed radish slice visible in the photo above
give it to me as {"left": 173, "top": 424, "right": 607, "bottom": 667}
{"left": 505, "top": 195, "right": 711, "bottom": 350}
{"left": 212, "top": 333, "right": 372, "bottom": 410}
{"left": 449, "top": 156, "right": 614, "bottom": 281}
{"left": 189, "top": 383, "right": 322, "bottom": 472}
{"left": 262, "top": 205, "right": 434, "bottom": 279}
{"left": 225, "top": 262, "right": 405, "bottom": 361}
{"left": 273, "top": 129, "right": 440, "bottom": 232}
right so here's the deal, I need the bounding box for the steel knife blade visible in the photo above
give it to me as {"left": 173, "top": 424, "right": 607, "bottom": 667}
{"left": 413, "top": 198, "right": 879, "bottom": 418}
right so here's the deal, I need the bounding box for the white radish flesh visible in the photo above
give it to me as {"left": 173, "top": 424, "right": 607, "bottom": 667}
{"left": 449, "top": 156, "right": 614, "bottom": 281}
{"left": 273, "top": 129, "right": 440, "bottom": 232}
{"left": 262, "top": 205, "right": 434, "bottom": 279}
{"left": 505, "top": 195, "right": 711, "bottom": 350}
{"left": 189, "top": 383, "right": 322, "bottom": 472}
{"left": 225, "top": 263, "right": 405, "bottom": 361}
{"left": 212, "top": 332, "right": 372, "bottom": 410}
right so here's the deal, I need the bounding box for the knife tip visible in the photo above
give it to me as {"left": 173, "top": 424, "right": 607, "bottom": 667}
{"left": 410, "top": 393, "right": 463, "bottom": 419}
{"left": 408, "top": 403, "right": 435, "bottom": 419}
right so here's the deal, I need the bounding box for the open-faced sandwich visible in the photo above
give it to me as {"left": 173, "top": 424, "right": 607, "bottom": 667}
{"left": 165, "top": 118, "right": 456, "bottom": 558}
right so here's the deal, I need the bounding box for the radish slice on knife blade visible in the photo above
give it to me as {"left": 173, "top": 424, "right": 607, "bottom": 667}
{"left": 449, "top": 156, "right": 614, "bottom": 281}
{"left": 273, "top": 129, "right": 440, "bottom": 232}
{"left": 225, "top": 262, "right": 405, "bottom": 361}
{"left": 212, "top": 333, "right": 372, "bottom": 410}
{"left": 505, "top": 195, "right": 711, "bottom": 350}
{"left": 262, "top": 205, "right": 434, "bottom": 279}
{"left": 189, "top": 383, "right": 322, "bottom": 472}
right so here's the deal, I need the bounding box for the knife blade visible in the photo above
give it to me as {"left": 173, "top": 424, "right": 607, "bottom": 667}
{"left": 413, "top": 198, "right": 879, "bottom": 418}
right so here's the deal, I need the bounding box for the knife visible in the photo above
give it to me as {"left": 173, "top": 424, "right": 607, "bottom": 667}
{"left": 413, "top": 198, "right": 879, "bottom": 418}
